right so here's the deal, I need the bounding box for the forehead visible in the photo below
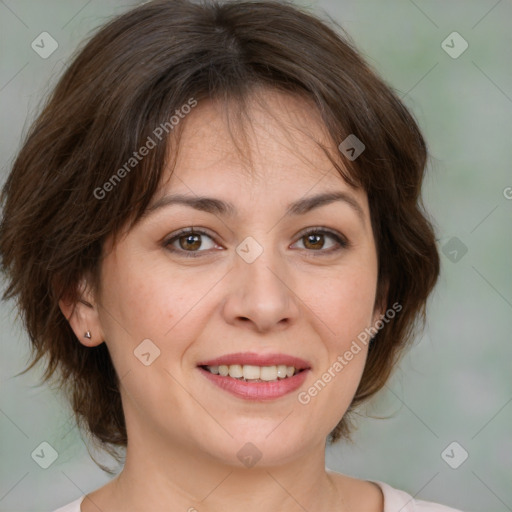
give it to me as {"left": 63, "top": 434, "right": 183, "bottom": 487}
{"left": 160, "top": 89, "right": 361, "bottom": 200}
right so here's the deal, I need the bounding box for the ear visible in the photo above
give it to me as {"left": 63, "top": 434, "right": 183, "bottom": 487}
{"left": 58, "top": 276, "right": 105, "bottom": 347}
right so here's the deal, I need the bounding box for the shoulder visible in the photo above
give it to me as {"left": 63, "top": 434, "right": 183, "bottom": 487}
{"left": 372, "top": 480, "right": 465, "bottom": 512}
{"left": 326, "top": 470, "right": 464, "bottom": 512}
{"left": 51, "top": 495, "right": 85, "bottom": 512}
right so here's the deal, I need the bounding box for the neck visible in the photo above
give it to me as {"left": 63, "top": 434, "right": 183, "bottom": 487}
{"left": 102, "top": 435, "right": 344, "bottom": 512}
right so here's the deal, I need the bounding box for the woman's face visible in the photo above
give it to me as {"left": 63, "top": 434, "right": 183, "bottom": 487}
{"left": 83, "top": 90, "right": 382, "bottom": 467}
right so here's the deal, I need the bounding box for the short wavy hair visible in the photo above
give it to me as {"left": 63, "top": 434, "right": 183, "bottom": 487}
{"left": 0, "top": 0, "right": 439, "bottom": 472}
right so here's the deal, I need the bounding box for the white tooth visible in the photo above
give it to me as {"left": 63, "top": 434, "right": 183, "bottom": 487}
{"left": 243, "top": 365, "right": 261, "bottom": 380}
{"left": 260, "top": 366, "right": 278, "bottom": 381}
{"left": 276, "top": 365, "right": 288, "bottom": 379}
{"left": 212, "top": 364, "right": 297, "bottom": 379}
{"left": 228, "top": 364, "right": 243, "bottom": 378}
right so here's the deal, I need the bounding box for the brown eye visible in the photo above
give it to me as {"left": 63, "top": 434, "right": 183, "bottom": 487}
{"left": 293, "top": 228, "right": 349, "bottom": 254}
{"left": 303, "top": 233, "right": 326, "bottom": 250}
{"left": 178, "top": 233, "right": 202, "bottom": 251}
{"left": 164, "top": 228, "right": 218, "bottom": 257}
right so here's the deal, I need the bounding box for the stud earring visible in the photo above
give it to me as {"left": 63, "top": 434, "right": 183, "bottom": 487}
{"left": 84, "top": 331, "right": 92, "bottom": 339}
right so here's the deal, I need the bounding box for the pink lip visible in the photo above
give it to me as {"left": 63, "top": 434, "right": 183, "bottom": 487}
{"left": 198, "top": 366, "right": 310, "bottom": 401}
{"left": 196, "top": 352, "right": 311, "bottom": 401}
{"left": 197, "top": 352, "right": 311, "bottom": 370}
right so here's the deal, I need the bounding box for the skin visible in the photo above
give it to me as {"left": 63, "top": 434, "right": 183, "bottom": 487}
{"left": 60, "top": 89, "right": 385, "bottom": 512}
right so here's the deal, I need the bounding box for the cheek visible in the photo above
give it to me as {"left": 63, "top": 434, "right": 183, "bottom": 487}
{"left": 98, "top": 250, "right": 218, "bottom": 361}
{"left": 310, "top": 263, "right": 378, "bottom": 347}
{"left": 302, "top": 274, "right": 375, "bottom": 423}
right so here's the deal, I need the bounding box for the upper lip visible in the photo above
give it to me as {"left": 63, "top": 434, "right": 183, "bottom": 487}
{"left": 197, "top": 352, "right": 311, "bottom": 370}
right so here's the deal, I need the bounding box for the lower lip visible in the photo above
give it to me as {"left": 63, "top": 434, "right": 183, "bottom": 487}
{"left": 198, "top": 367, "right": 310, "bottom": 400}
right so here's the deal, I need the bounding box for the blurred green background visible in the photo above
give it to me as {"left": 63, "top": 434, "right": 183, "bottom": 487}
{"left": 0, "top": 1, "right": 511, "bottom": 511}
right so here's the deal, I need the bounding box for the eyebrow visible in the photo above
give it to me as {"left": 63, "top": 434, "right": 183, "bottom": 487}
{"left": 144, "top": 191, "right": 365, "bottom": 223}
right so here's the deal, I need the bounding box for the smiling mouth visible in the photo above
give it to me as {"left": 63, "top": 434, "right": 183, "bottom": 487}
{"left": 199, "top": 364, "right": 305, "bottom": 382}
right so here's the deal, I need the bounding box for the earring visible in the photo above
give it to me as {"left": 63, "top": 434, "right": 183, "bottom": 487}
{"left": 84, "top": 331, "right": 92, "bottom": 339}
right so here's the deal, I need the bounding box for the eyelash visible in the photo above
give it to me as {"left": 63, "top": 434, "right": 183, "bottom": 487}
{"left": 163, "top": 226, "right": 349, "bottom": 258}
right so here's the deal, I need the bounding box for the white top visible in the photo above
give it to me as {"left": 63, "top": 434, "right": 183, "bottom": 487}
{"left": 52, "top": 480, "right": 464, "bottom": 511}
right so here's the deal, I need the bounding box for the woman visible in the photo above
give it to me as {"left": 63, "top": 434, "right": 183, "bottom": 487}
{"left": 0, "top": 0, "right": 463, "bottom": 510}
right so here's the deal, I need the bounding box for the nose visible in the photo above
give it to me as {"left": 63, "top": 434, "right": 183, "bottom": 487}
{"left": 221, "top": 242, "right": 300, "bottom": 333}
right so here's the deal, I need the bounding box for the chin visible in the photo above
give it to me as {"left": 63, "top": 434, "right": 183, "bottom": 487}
{"left": 204, "top": 424, "right": 316, "bottom": 468}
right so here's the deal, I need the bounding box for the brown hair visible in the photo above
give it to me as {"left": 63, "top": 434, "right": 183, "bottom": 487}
{"left": 0, "top": 0, "right": 439, "bottom": 471}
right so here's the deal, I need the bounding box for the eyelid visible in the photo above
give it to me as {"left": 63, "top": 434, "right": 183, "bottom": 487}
{"left": 163, "top": 227, "right": 220, "bottom": 257}
{"left": 292, "top": 226, "right": 349, "bottom": 251}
